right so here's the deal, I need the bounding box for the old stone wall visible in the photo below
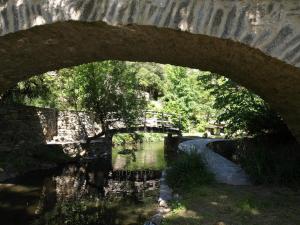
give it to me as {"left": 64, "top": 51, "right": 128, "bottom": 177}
{"left": 0, "top": 105, "right": 100, "bottom": 151}
{"left": 0, "top": 105, "right": 57, "bottom": 152}
{"left": 54, "top": 111, "right": 101, "bottom": 143}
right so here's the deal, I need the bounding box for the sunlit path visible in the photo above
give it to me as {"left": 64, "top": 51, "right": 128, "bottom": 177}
{"left": 179, "top": 138, "right": 251, "bottom": 185}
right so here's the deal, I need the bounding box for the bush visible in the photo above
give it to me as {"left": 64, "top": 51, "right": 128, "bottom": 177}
{"left": 240, "top": 141, "right": 300, "bottom": 186}
{"left": 209, "top": 135, "right": 300, "bottom": 186}
{"left": 112, "top": 133, "right": 138, "bottom": 146}
{"left": 165, "top": 151, "right": 214, "bottom": 191}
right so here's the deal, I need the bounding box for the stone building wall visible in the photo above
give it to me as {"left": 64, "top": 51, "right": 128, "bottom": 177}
{"left": 0, "top": 105, "right": 101, "bottom": 151}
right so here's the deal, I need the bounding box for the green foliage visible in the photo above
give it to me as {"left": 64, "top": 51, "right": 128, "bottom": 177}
{"left": 134, "top": 62, "right": 165, "bottom": 100}
{"left": 113, "top": 133, "right": 164, "bottom": 145}
{"left": 210, "top": 135, "right": 300, "bottom": 186}
{"left": 112, "top": 133, "right": 141, "bottom": 145}
{"left": 2, "top": 60, "right": 289, "bottom": 138}
{"left": 199, "top": 73, "right": 289, "bottom": 136}
{"left": 138, "top": 133, "right": 164, "bottom": 143}
{"left": 65, "top": 61, "right": 147, "bottom": 134}
{"left": 239, "top": 138, "right": 300, "bottom": 186}
{"left": 1, "top": 61, "right": 147, "bottom": 136}
{"left": 0, "top": 75, "right": 56, "bottom": 107}
{"left": 162, "top": 66, "right": 216, "bottom": 132}
{"left": 166, "top": 151, "right": 214, "bottom": 191}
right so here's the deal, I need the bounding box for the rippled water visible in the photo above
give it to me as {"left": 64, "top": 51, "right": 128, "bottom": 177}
{"left": 0, "top": 142, "right": 166, "bottom": 225}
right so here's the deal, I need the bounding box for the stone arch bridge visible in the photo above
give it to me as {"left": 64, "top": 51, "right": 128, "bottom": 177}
{"left": 0, "top": 0, "right": 300, "bottom": 141}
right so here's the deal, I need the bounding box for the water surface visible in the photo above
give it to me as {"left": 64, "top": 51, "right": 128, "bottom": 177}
{"left": 0, "top": 142, "right": 166, "bottom": 225}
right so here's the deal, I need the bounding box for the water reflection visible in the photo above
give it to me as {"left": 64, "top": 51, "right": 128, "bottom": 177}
{"left": 113, "top": 142, "right": 166, "bottom": 171}
{"left": 0, "top": 142, "right": 165, "bottom": 225}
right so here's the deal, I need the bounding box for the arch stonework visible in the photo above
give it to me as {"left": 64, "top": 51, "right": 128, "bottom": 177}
{"left": 0, "top": 0, "right": 300, "bottom": 141}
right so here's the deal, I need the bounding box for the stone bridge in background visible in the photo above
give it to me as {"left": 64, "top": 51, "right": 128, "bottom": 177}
{"left": 106, "top": 111, "right": 182, "bottom": 137}
{"left": 0, "top": 0, "right": 300, "bottom": 141}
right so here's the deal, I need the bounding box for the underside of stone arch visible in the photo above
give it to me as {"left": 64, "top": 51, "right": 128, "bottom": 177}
{"left": 0, "top": 0, "right": 300, "bottom": 141}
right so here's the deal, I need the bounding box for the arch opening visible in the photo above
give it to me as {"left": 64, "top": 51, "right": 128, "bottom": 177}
{"left": 0, "top": 21, "right": 299, "bottom": 141}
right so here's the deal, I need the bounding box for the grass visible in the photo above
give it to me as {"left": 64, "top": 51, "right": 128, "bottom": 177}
{"left": 165, "top": 151, "right": 214, "bottom": 191}
{"left": 163, "top": 139, "right": 300, "bottom": 225}
{"left": 162, "top": 184, "right": 300, "bottom": 225}
{"left": 208, "top": 134, "right": 300, "bottom": 186}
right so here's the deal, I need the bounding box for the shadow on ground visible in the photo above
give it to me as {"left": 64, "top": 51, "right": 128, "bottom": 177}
{"left": 163, "top": 184, "right": 300, "bottom": 225}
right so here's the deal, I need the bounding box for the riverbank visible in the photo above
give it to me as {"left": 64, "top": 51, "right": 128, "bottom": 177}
{"left": 208, "top": 134, "right": 300, "bottom": 186}
{"left": 0, "top": 144, "right": 74, "bottom": 182}
{"left": 161, "top": 136, "right": 300, "bottom": 225}
{"left": 0, "top": 131, "right": 174, "bottom": 182}
{"left": 0, "top": 142, "right": 166, "bottom": 225}
{"left": 162, "top": 184, "right": 300, "bottom": 225}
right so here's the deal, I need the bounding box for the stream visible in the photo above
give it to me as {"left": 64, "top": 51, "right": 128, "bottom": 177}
{"left": 0, "top": 142, "right": 167, "bottom": 225}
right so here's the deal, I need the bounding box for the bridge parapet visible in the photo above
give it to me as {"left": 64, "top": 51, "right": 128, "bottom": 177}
{"left": 140, "top": 111, "right": 181, "bottom": 130}
{"left": 105, "top": 111, "right": 182, "bottom": 136}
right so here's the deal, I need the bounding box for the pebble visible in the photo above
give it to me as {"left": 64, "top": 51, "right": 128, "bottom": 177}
{"left": 158, "top": 200, "right": 168, "bottom": 208}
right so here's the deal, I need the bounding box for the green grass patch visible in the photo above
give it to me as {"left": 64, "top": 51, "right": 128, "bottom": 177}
{"left": 165, "top": 151, "right": 214, "bottom": 191}
{"left": 162, "top": 184, "right": 300, "bottom": 225}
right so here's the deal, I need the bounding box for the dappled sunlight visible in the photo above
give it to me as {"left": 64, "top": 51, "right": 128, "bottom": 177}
{"left": 218, "top": 195, "right": 228, "bottom": 200}
{"left": 163, "top": 184, "right": 300, "bottom": 225}
{"left": 0, "top": 3, "right": 299, "bottom": 225}
{"left": 237, "top": 199, "right": 261, "bottom": 216}
{"left": 210, "top": 201, "right": 219, "bottom": 206}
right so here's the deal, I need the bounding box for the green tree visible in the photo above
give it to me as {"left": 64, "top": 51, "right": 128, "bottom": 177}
{"left": 67, "top": 61, "right": 147, "bottom": 139}
{"left": 199, "top": 73, "right": 289, "bottom": 136}
{"left": 134, "top": 62, "right": 165, "bottom": 100}
{"left": 0, "top": 75, "right": 56, "bottom": 107}
{"left": 162, "top": 66, "right": 216, "bottom": 131}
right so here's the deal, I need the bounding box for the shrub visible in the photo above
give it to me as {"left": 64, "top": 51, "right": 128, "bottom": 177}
{"left": 208, "top": 134, "right": 300, "bottom": 186}
{"left": 240, "top": 143, "right": 300, "bottom": 186}
{"left": 165, "top": 151, "right": 214, "bottom": 191}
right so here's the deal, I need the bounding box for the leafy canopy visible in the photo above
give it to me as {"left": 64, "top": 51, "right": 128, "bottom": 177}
{"left": 61, "top": 61, "right": 147, "bottom": 134}
{"left": 199, "top": 73, "right": 289, "bottom": 136}
{"left": 162, "top": 66, "right": 216, "bottom": 131}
